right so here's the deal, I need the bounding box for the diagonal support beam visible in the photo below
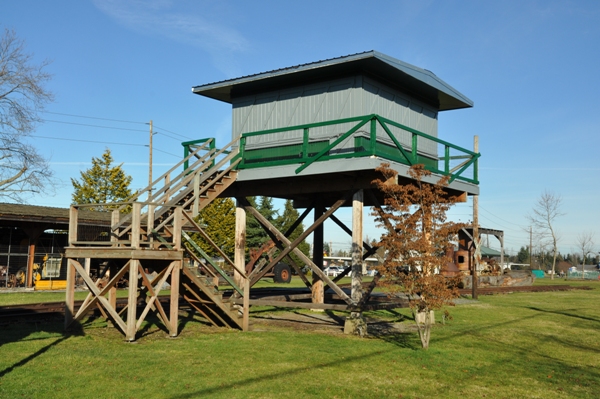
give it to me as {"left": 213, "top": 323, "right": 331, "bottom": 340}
{"left": 136, "top": 262, "right": 174, "bottom": 331}
{"left": 73, "top": 260, "right": 131, "bottom": 321}
{"left": 239, "top": 193, "right": 355, "bottom": 305}
{"left": 69, "top": 260, "right": 127, "bottom": 333}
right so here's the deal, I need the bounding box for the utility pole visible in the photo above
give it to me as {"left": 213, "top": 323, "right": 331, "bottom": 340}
{"left": 472, "top": 135, "right": 479, "bottom": 300}
{"left": 148, "top": 120, "right": 153, "bottom": 201}
{"left": 529, "top": 226, "right": 532, "bottom": 268}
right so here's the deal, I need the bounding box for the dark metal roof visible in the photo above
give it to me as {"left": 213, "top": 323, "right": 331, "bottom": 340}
{"left": 192, "top": 50, "right": 473, "bottom": 111}
{"left": 0, "top": 203, "right": 111, "bottom": 227}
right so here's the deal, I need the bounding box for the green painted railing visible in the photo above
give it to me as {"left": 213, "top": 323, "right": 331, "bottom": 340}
{"left": 236, "top": 114, "right": 480, "bottom": 184}
{"left": 184, "top": 114, "right": 480, "bottom": 184}
{"left": 182, "top": 138, "right": 216, "bottom": 170}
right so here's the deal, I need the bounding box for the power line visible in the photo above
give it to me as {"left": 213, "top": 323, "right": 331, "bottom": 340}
{"left": 31, "top": 135, "right": 146, "bottom": 147}
{"left": 152, "top": 124, "right": 193, "bottom": 140}
{"left": 153, "top": 147, "right": 181, "bottom": 158}
{"left": 479, "top": 205, "right": 529, "bottom": 229}
{"left": 41, "top": 119, "right": 148, "bottom": 132}
{"left": 42, "top": 111, "right": 146, "bottom": 125}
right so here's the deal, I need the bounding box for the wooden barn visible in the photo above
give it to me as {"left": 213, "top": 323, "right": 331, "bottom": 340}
{"left": 64, "top": 51, "right": 480, "bottom": 340}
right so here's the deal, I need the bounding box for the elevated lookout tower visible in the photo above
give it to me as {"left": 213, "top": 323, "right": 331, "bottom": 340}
{"left": 65, "top": 51, "right": 479, "bottom": 340}
{"left": 192, "top": 50, "right": 478, "bottom": 207}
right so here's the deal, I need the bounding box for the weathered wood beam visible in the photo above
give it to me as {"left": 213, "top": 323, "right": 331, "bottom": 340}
{"left": 69, "top": 260, "right": 127, "bottom": 333}
{"left": 136, "top": 262, "right": 173, "bottom": 331}
{"left": 240, "top": 194, "right": 354, "bottom": 305}
{"left": 169, "top": 261, "right": 180, "bottom": 337}
{"left": 126, "top": 260, "right": 139, "bottom": 341}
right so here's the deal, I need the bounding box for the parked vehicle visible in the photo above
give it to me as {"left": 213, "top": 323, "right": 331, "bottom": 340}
{"left": 324, "top": 266, "right": 344, "bottom": 277}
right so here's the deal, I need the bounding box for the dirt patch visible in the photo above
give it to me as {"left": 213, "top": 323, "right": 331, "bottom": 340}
{"left": 250, "top": 310, "right": 416, "bottom": 336}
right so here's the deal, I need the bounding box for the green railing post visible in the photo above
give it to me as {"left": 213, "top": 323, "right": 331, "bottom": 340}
{"left": 411, "top": 133, "right": 418, "bottom": 163}
{"left": 302, "top": 128, "right": 309, "bottom": 160}
{"left": 239, "top": 136, "right": 246, "bottom": 167}
{"left": 183, "top": 145, "right": 190, "bottom": 170}
{"left": 445, "top": 145, "right": 450, "bottom": 174}
{"left": 369, "top": 117, "right": 377, "bottom": 155}
{"left": 209, "top": 138, "right": 216, "bottom": 168}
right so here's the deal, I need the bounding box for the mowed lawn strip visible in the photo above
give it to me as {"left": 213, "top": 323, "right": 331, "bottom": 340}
{"left": 0, "top": 282, "right": 598, "bottom": 398}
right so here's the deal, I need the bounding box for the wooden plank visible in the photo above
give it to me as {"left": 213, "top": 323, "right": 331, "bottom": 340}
{"left": 242, "top": 277, "right": 249, "bottom": 332}
{"left": 169, "top": 260, "right": 180, "bottom": 337}
{"left": 173, "top": 207, "right": 182, "bottom": 250}
{"left": 234, "top": 202, "right": 246, "bottom": 288}
{"left": 351, "top": 190, "right": 364, "bottom": 310}
{"left": 111, "top": 210, "right": 119, "bottom": 244}
{"left": 312, "top": 201, "right": 325, "bottom": 306}
{"left": 231, "top": 298, "right": 351, "bottom": 311}
{"left": 131, "top": 203, "right": 141, "bottom": 249}
{"left": 64, "top": 247, "right": 183, "bottom": 260}
{"left": 65, "top": 259, "right": 75, "bottom": 330}
{"left": 68, "top": 206, "right": 78, "bottom": 245}
{"left": 126, "top": 260, "right": 139, "bottom": 341}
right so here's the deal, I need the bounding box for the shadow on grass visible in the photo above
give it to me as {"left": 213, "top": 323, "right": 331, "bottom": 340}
{"left": 525, "top": 306, "right": 600, "bottom": 324}
{"left": 374, "top": 331, "right": 418, "bottom": 349}
{"left": 0, "top": 321, "right": 84, "bottom": 378}
{"left": 166, "top": 349, "right": 386, "bottom": 399}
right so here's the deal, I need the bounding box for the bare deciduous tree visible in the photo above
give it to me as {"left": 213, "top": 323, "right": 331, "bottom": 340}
{"left": 0, "top": 28, "right": 55, "bottom": 202}
{"left": 527, "top": 191, "right": 564, "bottom": 279}
{"left": 576, "top": 231, "right": 595, "bottom": 278}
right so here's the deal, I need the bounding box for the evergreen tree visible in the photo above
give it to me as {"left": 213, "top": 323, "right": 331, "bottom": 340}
{"left": 246, "top": 196, "right": 280, "bottom": 249}
{"left": 189, "top": 197, "right": 236, "bottom": 259}
{"left": 71, "top": 149, "right": 134, "bottom": 212}
{"left": 275, "top": 199, "right": 310, "bottom": 267}
{"left": 516, "top": 246, "right": 530, "bottom": 263}
{"left": 245, "top": 196, "right": 265, "bottom": 250}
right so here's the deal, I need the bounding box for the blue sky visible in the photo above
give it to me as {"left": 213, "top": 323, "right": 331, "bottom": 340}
{"left": 3, "top": 0, "right": 599, "bottom": 257}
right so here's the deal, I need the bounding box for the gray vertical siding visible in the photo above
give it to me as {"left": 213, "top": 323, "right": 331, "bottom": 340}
{"left": 232, "top": 74, "right": 438, "bottom": 156}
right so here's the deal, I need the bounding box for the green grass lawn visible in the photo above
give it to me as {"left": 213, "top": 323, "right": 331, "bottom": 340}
{"left": 0, "top": 281, "right": 599, "bottom": 398}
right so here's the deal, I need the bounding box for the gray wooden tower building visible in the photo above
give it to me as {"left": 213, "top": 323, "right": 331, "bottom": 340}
{"left": 65, "top": 51, "right": 479, "bottom": 340}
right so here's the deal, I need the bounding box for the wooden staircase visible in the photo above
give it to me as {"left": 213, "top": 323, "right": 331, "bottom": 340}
{"left": 180, "top": 268, "right": 242, "bottom": 329}
{"left": 66, "top": 137, "right": 248, "bottom": 338}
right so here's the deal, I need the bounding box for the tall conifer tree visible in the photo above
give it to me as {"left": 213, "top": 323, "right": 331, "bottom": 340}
{"left": 71, "top": 149, "right": 134, "bottom": 212}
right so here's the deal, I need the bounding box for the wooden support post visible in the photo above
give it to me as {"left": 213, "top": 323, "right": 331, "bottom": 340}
{"left": 84, "top": 258, "right": 91, "bottom": 277}
{"left": 69, "top": 206, "right": 78, "bottom": 245}
{"left": 173, "top": 207, "right": 182, "bottom": 250}
{"left": 126, "top": 259, "right": 139, "bottom": 341}
{"left": 169, "top": 261, "right": 180, "bottom": 337}
{"left": 65, "top": 259, "right": 75, "bottom": 330}
{"left": 111, "top": 209, "right": 119, "bottom": 245}
{"left": 234, "top": 201, "right": 246, "bottom": 289}
{"left": 345, "top": 190, "right": 367, "bottom": 336}
{"left": 26, "top": 239, "right": 36, "bottom": 288}
{"left": 65, "top": 207, "right": 78, "bottom": 330}
{"left": 109, "top": 262, "right": 117, "bottom": 317}
{"left": 312, "top": 201, "right": 324, "bottom": 307}
{"left": 351, "top": 189, "right": 364, "bottom": 307}
{"left": 132, "top": 203, "right": 141, "bottom": 249}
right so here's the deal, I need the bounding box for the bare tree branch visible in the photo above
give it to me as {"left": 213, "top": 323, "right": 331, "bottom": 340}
{"left": 0, "top": 28, "right": 55, "bottom": 202}
{"left": 527, "top": 191, "right": 564, "bottom": 279}
{"left": 576, "top": 231, "right": 595, "bottom": 278}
